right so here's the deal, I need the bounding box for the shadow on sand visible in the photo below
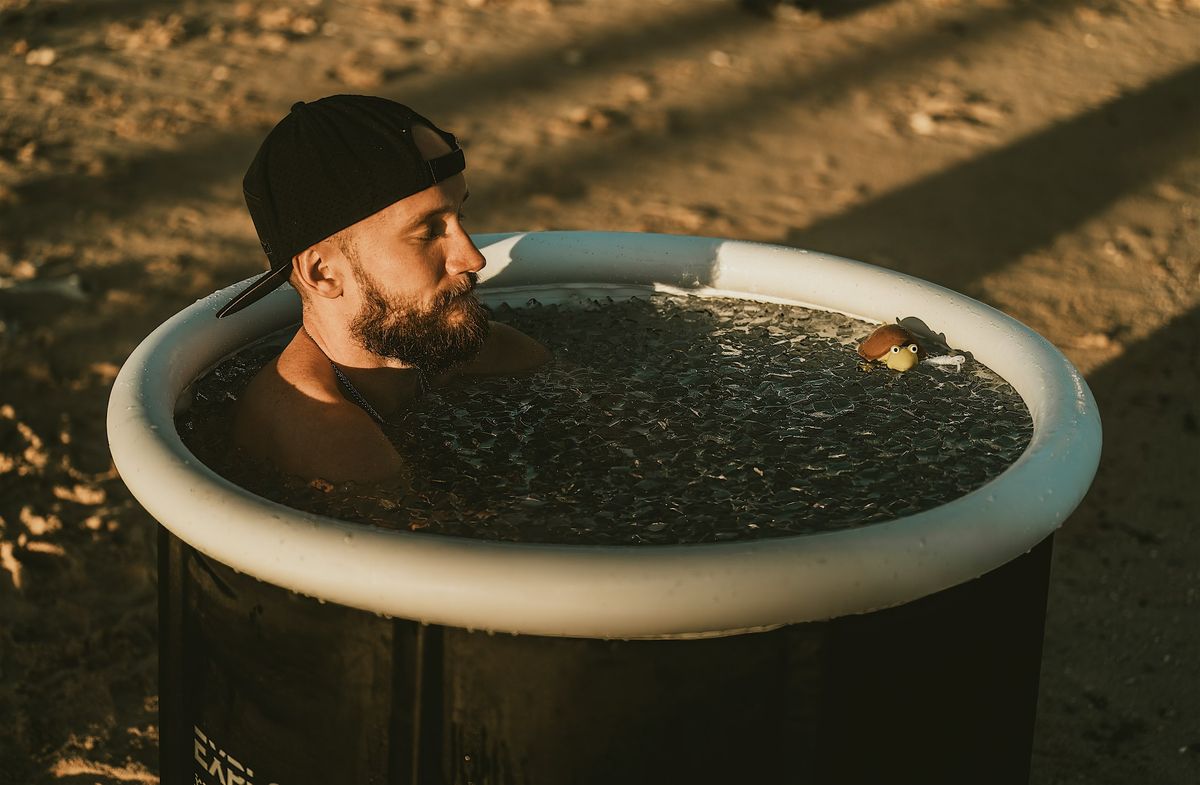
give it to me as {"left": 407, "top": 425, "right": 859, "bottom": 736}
{"left": 787, "top": 62, "right": 1200, "bottom": 292}
{"left": 1032, "top": 302, "right": 1200, "bottom": 782}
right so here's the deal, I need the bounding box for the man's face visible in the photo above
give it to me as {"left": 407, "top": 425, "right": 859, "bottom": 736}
{"left": 339, "top": 159, "right": 489, "bottom": 375}
{"left": 348, "top": 254, "right": 489, "bottom": 376}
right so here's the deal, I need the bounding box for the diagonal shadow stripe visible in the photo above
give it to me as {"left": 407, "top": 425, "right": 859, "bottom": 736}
{"left": 4, "top": 130, "right": 262, "bottom": 257}
{"left": 786, "top": 62, "right": 1200, "bottom": 292}
{"left": 387, "top": 1, "right": 779, "bottom": 117}
{"left": 1033, "top": 300, "right": 1200, "bottom": 783}
{"left": 3, "top": 1, "right": 775, "bottom": 253}
{"left": 740, "top": 0, "right": 898, "bottom": 20}
{"left": 478, "top": 0, "right": 1092, "bottom": 220}
{"left": 1070, "top": 303, "right": 1200, "bottom": 529}
{"left": 0, "top": 0, "right": 176, "bottom": 39}
{"left": 5, "top": 0, "right": 1049, "bottom": 259}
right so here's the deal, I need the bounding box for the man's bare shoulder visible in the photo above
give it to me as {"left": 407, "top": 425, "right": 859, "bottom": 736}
{"left": 459, "top": 321, "right": 551, "bottom": 377}
{"left": 233, "top": 355, "right": 404, "bottom": 483}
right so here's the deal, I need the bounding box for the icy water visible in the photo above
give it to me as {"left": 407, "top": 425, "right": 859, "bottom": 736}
{"left": 178, "top": 293, "right": 1033, "bottom": 545}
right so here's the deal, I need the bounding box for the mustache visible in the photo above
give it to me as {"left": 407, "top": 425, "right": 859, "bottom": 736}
{"left": 436, "top": 272, "right": 479, "bottom": 308}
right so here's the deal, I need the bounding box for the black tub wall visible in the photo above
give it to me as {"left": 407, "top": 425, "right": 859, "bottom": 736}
{"left": 160, "top": 527, "right": 1052, "bottom": 785}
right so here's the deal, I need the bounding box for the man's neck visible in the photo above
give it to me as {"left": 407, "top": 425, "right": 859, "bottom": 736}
{"left": 300, "top": 318, "right": 426, "bottom": 419}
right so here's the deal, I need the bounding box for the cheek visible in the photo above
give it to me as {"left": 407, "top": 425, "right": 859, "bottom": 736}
{"left": 367, "top": 240, "right": 442, "bottom": 288}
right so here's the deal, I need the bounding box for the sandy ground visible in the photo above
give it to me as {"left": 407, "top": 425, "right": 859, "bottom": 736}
{"left": 0, "top": 0, "right": 1197, "bottom": 782}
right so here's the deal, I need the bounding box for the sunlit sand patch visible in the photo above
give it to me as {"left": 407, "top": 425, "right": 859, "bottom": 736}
{"left": 50, "top": 758, "right": 158, "bottom": 783}
{"left": 0, "top": 540, "right": 23, "bottom": 590}
{"left": 19, "top": 506, "right": 62, "bottom": 536}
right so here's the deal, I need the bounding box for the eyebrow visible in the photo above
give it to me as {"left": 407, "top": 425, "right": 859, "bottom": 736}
{"left": 403, "top": 190, "right": 471, "bottom": 231}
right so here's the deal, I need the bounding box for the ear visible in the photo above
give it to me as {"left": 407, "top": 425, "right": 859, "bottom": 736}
{"left": 291, "top": 243, "right": 343, "bottom": 301}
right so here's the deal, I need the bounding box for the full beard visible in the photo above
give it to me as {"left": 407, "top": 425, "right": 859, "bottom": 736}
{"left": 349, "top": 270, "right": 490, "bottom": 376}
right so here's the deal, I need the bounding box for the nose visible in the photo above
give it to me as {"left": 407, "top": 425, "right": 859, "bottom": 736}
{"left": 446, "top": 228, "right": 486, "bottom": 278}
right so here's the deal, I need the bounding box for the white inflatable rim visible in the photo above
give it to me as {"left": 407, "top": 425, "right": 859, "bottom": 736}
{"left": 107, "top": 231, "right": 1101, "bottom": 639}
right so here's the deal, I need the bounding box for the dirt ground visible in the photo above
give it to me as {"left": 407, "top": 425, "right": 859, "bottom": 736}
{"left": 0, "top": 0, "right": 1197, "bottom": 782}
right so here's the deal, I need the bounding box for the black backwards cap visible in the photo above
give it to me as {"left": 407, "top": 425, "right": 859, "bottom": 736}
{"left": 216, "top": 95, "right": 466, "bottom": 318}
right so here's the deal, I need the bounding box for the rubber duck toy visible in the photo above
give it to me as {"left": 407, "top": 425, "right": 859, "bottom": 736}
{"left": 857, "top": 324, "right": 923, "bottom": 372}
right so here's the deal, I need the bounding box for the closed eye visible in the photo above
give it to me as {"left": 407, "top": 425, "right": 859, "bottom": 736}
{"left": 410, "top": 191, "right": 470, "bottom": 241}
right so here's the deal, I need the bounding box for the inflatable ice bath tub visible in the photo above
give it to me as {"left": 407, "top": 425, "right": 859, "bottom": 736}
{"left": 108, "top": 232, "right": 1101, "bottom": 785}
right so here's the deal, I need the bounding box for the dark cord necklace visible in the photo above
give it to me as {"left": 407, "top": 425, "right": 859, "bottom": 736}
{"left": 302, "top": 326, "right": 428, "bottom": 426}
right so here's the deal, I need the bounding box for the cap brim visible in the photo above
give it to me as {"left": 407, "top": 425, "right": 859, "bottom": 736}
{"left": 215, "top": 264, "right": 293, "bottom": 319}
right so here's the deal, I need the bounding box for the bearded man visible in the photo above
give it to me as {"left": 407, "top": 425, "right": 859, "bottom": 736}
{"left": 216, "top": 95, "right": 549, "bottom": 481}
